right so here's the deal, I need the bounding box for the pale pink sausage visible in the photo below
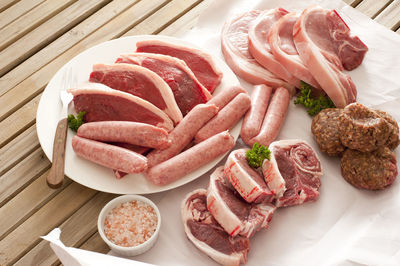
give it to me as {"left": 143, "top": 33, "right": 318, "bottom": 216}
{"left": 77, "top": 121, "right": 170, "bottom": 149}
{"left": 146, "top": 103, "right": 218, "bottom": 168}
{"left": 72, "top": 136, "right": 147, "bottom": 174}
{"left": 194, "top": 93, "right": 251, "bottom": 143}
{"left": 207, "top": 85, "right": 246, "bottom": 109}
{"left": 241, "top": 85, "right": 273, "bottom": 145}
{"left": 249, "top": 87, "right": 290, "bottom": 147}
{"left": 146, "top": 131, "right": 235, "bottom": 186}
{"left": 112, "top": 144, "right": 151, "bottom": 179}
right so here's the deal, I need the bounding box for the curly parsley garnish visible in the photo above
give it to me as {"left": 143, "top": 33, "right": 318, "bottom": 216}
{"left": 246, "top": 143, "right": 271, "bottom": 169}
{"left": 294, "top": 81, "right": 335, "bottom": 116}
{"left": 67, "top": 111, "right": 86, "bottom": 132}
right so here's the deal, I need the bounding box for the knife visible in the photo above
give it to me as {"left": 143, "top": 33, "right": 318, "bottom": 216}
{"left": 47, "top": 71, "right": 74, "bottom": 188}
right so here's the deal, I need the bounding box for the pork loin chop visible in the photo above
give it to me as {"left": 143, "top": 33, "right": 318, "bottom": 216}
{"left": 89, "top": 63, "right": 182, "bottom": 124}
{"left": 293, "top": 6, "right": 367, "bottom": 108}
{"left": 262, "top": 139, "right": 323, "bottom": 207}
{"left": 207, "top": 166, "right": 276, "bottom": 238}
{"left": 116, "top": 53, "right": 211, "bottom": 115}
{"left": 221, "top": 10, "right": 294, "bottom": 93}
{"left": 182, "top": 189, "right": 249, "bottom": 266}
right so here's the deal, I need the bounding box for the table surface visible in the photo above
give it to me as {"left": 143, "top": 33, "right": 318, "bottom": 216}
{"left": 0, "top": 0, "right": 399, "bottom": 265}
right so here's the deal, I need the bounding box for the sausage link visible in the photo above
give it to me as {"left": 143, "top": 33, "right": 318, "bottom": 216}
{"left": 250, "top": 87, "right": 290, "bottom": 147}
{"left": 72, "top": 136, "right": 147, "bottom": 174}
{"left": 77, "top": 121, "right": 170, "bottom": 149}
{"left": 241, "top": 85, "right": 273, "bottom": 145}
{"left": 146, "top": 103, "right": 218, "bottom": 168}
{"left": 146, "top": 131, "right": 235, "bottom": 186}
{"left": 194, "top": 93, "right": 251, "bottom": 143}
{"left": 207, "top": 85, "right": 246, "bottom": 109}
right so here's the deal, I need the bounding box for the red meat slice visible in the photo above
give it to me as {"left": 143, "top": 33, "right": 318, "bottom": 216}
{"left": 221, "top": 10, "right": 295, "bottom": 94}
{"left": 293, "top": 6, "right": 367, "bottom": 108}
{"left": 248, "top": 8, "right": 301, "bottom": 88}
{"left": 67, "top": 82, "right": 173, "bottom": 132}
{"left": 116, "top": 53, "right": 211, "bottom": 115}
{"left": 136, "top": 40, "right": 223, "bottom": 93}
{"left": 89, "top": 63, "right": 182, "bottom": 124}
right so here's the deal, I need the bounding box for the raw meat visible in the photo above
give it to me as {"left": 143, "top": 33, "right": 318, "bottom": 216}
{"left": 262, "top": 139, "right": 323, "bottom": 207}
{"left": 221, "top": 10, "right": 295, "bottom": 93}
{"left": 207, "top": 166, "right": 276, "bottom": 238}
{"left": 116, "top": 53, "right": 211, "bottom": 115}
{"left": 248, "top": 8, "right": 301, "bottom": 88}
{"left": 293, "top": 6, "right": 367, "bottom": 107}
{"left": 67, "top": 82, "right": 173, "bottom": 132}
{"left": 136, "top": 40, "right": 223, "bottom": 93}
{"left": 224, "top": 149, "right": 274, "bottom": 203}
{"left": 182, "top": 189, "right": 250, "bottom": 266}
{"left": 89, "top": 63, "right": 182, "bottom": 124}
{"left": 268, "top": 12, "right": 320, "bottom": 89}
{"left": 111, "top": 144, "right": 150, "bottom": 179}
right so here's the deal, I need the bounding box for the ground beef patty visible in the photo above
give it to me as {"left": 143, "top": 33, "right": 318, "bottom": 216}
{"left": 311, "top": 108, "right": 345, "bottom": 156}
{"left": 374, "top": 109, "right": 400, "bottom": 150}
{"left": 339, "top": 103, "right": 390, "bottom": 152}
{"left": 341, "top": 147, "right": 397, "bottom": 190}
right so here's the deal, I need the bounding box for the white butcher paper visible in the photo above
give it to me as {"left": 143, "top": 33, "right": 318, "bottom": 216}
{"left": 46, "top": 0, "right": 400, "bottom": 265}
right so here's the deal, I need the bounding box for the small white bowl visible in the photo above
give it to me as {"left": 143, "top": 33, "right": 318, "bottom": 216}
{"left": 97, "top": 194, "right": 161, "bottom": 257}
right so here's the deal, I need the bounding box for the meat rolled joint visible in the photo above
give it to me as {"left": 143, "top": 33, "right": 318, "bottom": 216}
{"left": 249, "top": 87, "right": 290, "bottom": 147}
{"left": 146, "top": 103, "right": 219, "bottom": 168}
{"left": 241, "top": 84, "right": 272, "bottom": 145}
{"left": 207, "top": 166, "right": 275, "bottom": 238}
{"left": 263, "top": 139, "right": 323, "bottom": 207}
{"left": 195, "top": 93, "right": 251, "bottom": 143}
{"left": 181, "top": 189, "right": 249, "bottom": 266}
{"left": 224, "top": 149, "right": 274, "bottom": 203}
{"left": 146, "top": 131, "right": 235, "bottom": 186}
{"left": 77, "top": 121, "right": 170, "bottom": 149}
{"left": 72, "top": 136, "right": 148, "bottom": 174}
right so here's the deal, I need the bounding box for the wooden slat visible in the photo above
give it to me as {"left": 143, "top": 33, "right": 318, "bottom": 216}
{"left": 375, "top": 0, "right": 400, "bottom": 30}
{"left": 0, "top": 124, "right": 39, "bottom": 176}
{"left": 0, "top": 0, "right": 45, "bottom": 30}
{"left": 0, "top": 182, "right": 97, "bottom": 265}
{"left": 123, "top": 0, "right": 201, "bottom": 36}
{"left": 0, "top": 0, "right": 75, "bottom": 52}
{"left": 355, "top": 0, "right": 393, "bottom": 18}
{"left": 0, "top": 0, "right": 19, "bottom": 12}
{"left": 15, "top": 192, "right": 114, "bottom": 266}
{"left": 0, "top": 0, "right": 136, "bottom": 97}
{"left": 79, "top": 232, "right": 110, "bottom": 254}
{"left": 0, "top": 93, "right": 40, "bottom": 148}
{"left": 343, "top": 0, "right": 363, "bottom": 8}
{"left": 0, "top": 170, "right": 71, "bottom": 240}
{"left": 0, "top": 148, "right": 50, "bottom": 207}
{"left": 0, "top": 0, "right": 112, "bottom": 77}
{"left": 0, "top": 0, "right": 169, "bottom": 128}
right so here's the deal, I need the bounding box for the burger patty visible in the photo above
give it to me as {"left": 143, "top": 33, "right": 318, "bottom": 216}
{"left": 311, "top": 108, "right": 345, "bottom": 156}
{"left": 340, "top": 147, "right": 397, "bottom": 190}
{"left": 374, "top": 109, "right": 400, "bottom": 150}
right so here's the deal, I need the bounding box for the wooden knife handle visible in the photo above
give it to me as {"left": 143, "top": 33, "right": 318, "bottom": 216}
{"left": 47, "top": 118, "right": 68, "bottom": 189}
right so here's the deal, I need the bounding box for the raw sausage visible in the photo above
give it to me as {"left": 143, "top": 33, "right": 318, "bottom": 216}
{"left": 207, "top": 85, "right": 246, "bottom": 109}
{"left": 146, "top": 131, "right": 235, "bottom": 186}
{"left": 72, "top": 136, "right": 147, "bottom": 174}
{"left": 146, "top": 103, "right": 218, "bottom": 168}
{"left": 241, "top": 85, "right": 273, "bottom": 145}
{"left": 77, "top": 121, "right": 170, "bottom": 149}
{"left": 111, "top": 143, "right": 151, "bottom": 179}
{"left": 194, "top": 93, "right": 251, "bottom": 143}
{"left": 250, "top": 87, "right": 290, "bottom": 147}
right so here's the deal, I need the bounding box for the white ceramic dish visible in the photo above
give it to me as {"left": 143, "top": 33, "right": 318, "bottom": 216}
{"left": 97, "top": 195, "right": 161, "bottom": 257}
{"left": 36, "top": 35, "right": 240, "bottom": 194}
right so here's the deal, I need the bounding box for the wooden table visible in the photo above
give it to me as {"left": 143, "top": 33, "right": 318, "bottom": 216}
{"left": 0, "top": 0, "right": 399, "bottom": 265}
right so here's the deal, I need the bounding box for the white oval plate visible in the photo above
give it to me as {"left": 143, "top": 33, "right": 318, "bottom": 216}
{"left": 36, "top": 35, "right": 240, "bottom": 194}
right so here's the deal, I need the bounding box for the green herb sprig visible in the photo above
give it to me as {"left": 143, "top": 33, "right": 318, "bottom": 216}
{"left": 294, "top": 81, "right": 335, "bottom": 116}
{"left": 246, "top": 143, "right": 271, "bottom": 169}
{"left": 67, "top": 111, "right": 86, "bottom": 132}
